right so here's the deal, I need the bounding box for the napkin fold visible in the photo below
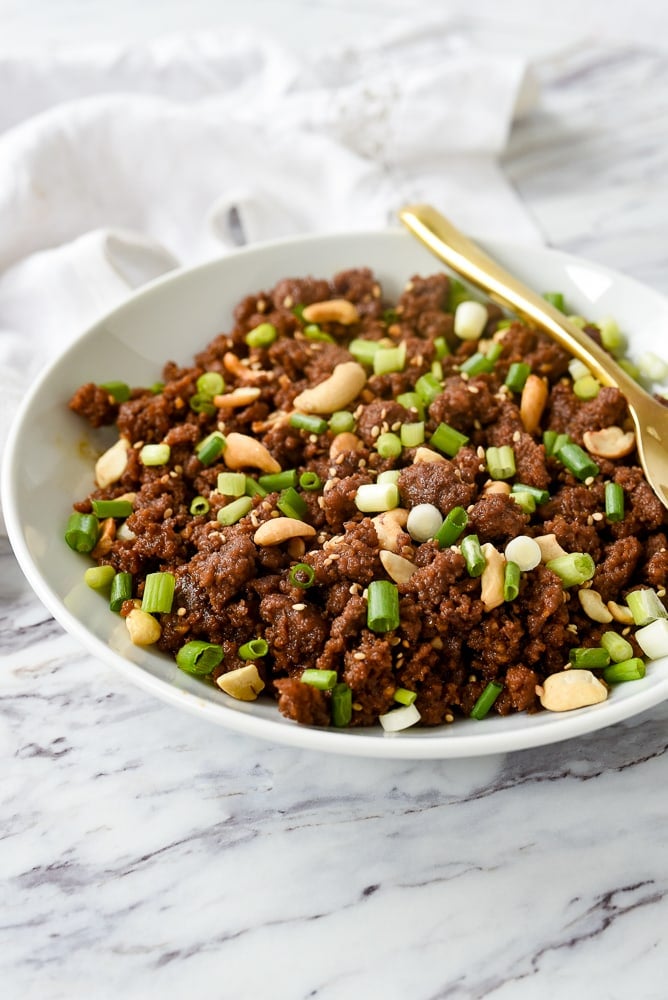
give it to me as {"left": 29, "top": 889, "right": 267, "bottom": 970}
{"left": 0, "top": 20, "right": 541, "bottom": 531}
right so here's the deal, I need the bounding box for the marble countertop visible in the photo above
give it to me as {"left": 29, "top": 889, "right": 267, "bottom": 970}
{"left": 3, "top": 3, "right": 668, "bottom": 998}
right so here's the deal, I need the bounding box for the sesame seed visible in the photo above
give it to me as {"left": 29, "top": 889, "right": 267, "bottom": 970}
{"left": 512, "top": 430, "right": 521, "bottom": 442}
{"left": 445, "top": 714, "right": 454, "bottom": 724}
{"left": 256, "top": 299, "right": 267, "bottom": 313}
{"left": 177, "top": 607, "right": 186, "bottom": 617}
{"left": 309, "top": 434, "right": 318, "bottom": 444}
{"left": 317, "top": 496, "right": 325, "bottom": 508}
{"left": 335, "top": 454, "right": 345, "bottom": 465}
{"left": 163, "top": 508, "right": 173, "bottom": 519}
{"left": 585, "top": 476, "right": 595, "bottom": 486}
{"left": 219, "top": 535, "right": 226, "bottom": 543}
{"left": 592, "top": 512, "right": 604, "bottom": 521}
{"left": 468, "top": 674, "right": 477, "bottom": 683}
{"left": 622, "top": 626, "right": 631, "bottom": 635}
{"left": 476, "top": 446, "right": 485, "bottom": 459}
{"left": 270, "top": 510, "right": 280, "bottom": 518}
{"left": 353, "top": 652, "right": 365, "bottom": 660}
{"left": 371, "top": 425, "right": 380, "bottom": 438}
{"left": 358, "top": 459, "right": 367, "bottom": 468}
{"left": 283, "top": 295, "right": 294, "bottom": 308}
{"left": 391, "top": 421, "right": 401, "bottom": 432}
{"left": 468, "top": 385, "right": 479, "bottom": 395}
{"left": 658, "top": 588, "right": 666, "bottom": 597}
{"left": 292, "top": 603, "right": 306, "bottom": 611}
{"left": 460, "top": 372, "right": 469, "bottom": 381}
{"left": 169, "top": 471, "right": 179, "bottom": 479}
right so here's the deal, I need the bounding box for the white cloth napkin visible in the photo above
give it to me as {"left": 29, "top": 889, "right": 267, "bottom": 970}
{"left": 0, "top": 20, "right": 540, "bottom": 531}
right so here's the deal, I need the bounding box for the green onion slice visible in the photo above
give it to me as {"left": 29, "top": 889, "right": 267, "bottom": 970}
{"left": 289, "top": 413, "right": 328, "bottom": 435}
{"left": 461, "top": 534, "right": 485, "bottom": 577}
{"left": 84, "top": 565, "right": 116, "bottom": 591}
{"left": 430, "top": 422, "right": 469, "bottom": 457}
{"left": 602, "top": 658, "right": 645, "bottom": 684}
{"left": 176, "top": 640, "right": 223, "bottom": 675}
{"left": 376, "top": 432, "right": 402, "bottom": 459}
{"left": 196, "top": 371, "right": 225, "bottom": 397}
{"left": 367, "top": 580, "right": 400, "bottom": 633}
{"left": 141, "top": 572, "right": 176, "bottom": 614}
{"left": 110, "top": 571, "right": 133, "bottom": 612}
{"left": 258, "top": 469, "right": 297, "bottom": 492}
{"left": 511, "top": 483, "right": 550, "bottom": 505}
{"left": 91, "top": 498, "right": 134, "bottom": 519}
{"left": 238, "top": 638, "right": 269, "bottom": 660}
{"left": 434, "top": 506, "right": 468, "bottom": 547}
{"left": 331, "top": 682, "right": 353, "bottom": 727}
{"left": 504, "top": 561, "right": 521, "bottom": 602}
{"left": 196, "top": 431, "right": 226, "bottom": 466}
{"left": 245, "top": 323, "right": 277, "bottom": 348}
{"left": 625, "top": 588, "right": 668, "bottom": 626}
{"left": 100, "top": 381, "right": 131, "bottom": 402}
{"left": 277, "top": 487, "right": 308, "bottom": 520}
{"left": 190, "top": 495, "right": 210, "bottom": 516}
{"left": 300, "top": 668, "right": 338, "bottom": 690}
{"left": 289, "top": 563, "right": 316, "bottom": 588}
{"left": 504, "top": 362, "right": 531, "bottom": 393}
{"left": 545, "top": 552, "right": 596, "bottom": 587}
{"left": 393, "top": 688, "right": 417, "bottom": 706}
{"left": 217, "top": 496, "right": 253, "bottom": 526}
{"left": 486, "top": 445, "right": 516, "bottom": 480}
{"left": 189, "top": 393, "right": 216, "bottom": 415}
{"left": 415, "top": 373, "right": 442, "bottom": 405}
{"left": 64, "top": 512, "right": 99, "bottom": 553}
{"left": 329, "top": 411, "right": 355, "bottom": 434}
{"left": 299, "top": 471, "right": 322, "bottom": 491}
{"left": 600, "top": 631, "right": 634, "bottom": 663}
{"left": 217, "top": 472, "right": 247, "bottom": 497}
{"left": 555, "top": 442, "right": 599, "bottom": 482}
{"left": 470, "top": 681, "right": 503, "bottom": 720}
{"left": 569, "top": 647, "right": 611, "bottom": 669}
{"left": 605, "top": 482, "right": 625, "bottom": 522}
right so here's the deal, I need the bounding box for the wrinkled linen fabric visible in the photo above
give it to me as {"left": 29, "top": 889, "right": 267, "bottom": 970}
{"left": 0, "top": 21, "right": 540, "bottom": 530}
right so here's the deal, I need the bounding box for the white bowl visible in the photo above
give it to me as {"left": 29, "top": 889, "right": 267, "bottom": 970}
{"left": 4, "top": 229, "right": 668, "bottom": 758}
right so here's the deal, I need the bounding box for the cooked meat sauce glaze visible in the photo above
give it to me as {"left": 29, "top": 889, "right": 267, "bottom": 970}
{"left": 68, "top": 268, "right": 668, "bottom": 730}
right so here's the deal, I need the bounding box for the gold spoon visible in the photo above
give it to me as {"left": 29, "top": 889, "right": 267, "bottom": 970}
{"left": 399, "top": 203, "right": 668, "bottom": 510}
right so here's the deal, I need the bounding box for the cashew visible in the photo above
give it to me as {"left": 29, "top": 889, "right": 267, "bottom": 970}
{"left": 292, "top": 362, "right": 367, "bottom": 414}
{"left": 254, "top": 518, "right": 317, "bottom": 546}
{"left": 372, "top": 509, "right": 409, "bottom": 552}
{"left": 582, "top": 425, "right": 636, "bottom": 459}
{"left": 329, "top": 432, "right": 363, "bottom": 460}
{"left": 537, "top": 670, "right": 608, "bottom": 712}
{"left": 216, "top": 663, "right": 265, "bottom": 701}
{"left": 483, "top": 480, "right": 511, "bottom": 496}
{"left": 91, "top": 517, "right": 116, "bottom": 558}
{"left": 213, "top": 387, "right": 261, "bottom": 408}
{"left": 380, "top": 550, "right": 418, "bottom": 584}
{"left": 520, "top": 374, "right": 549, "bottom": 434}
{"left": 413, "top": 447, "right": 447, "bottom": 465}
{"left": 223, "top": 352, "right": 269, "bottom": 382}
{"left": 125, "top": 608, "right": 161, "bottom": 646}
{"left": 286, "top": 537, "right": 306, "bottom": 560}
{"left": 533, "top": 533, "right": 568, "bottom": 562}
{"left": 607, "top": 600, "right": 635, "bottom": 624}
{"left": 302, "top": 299, "right": 360, "bottom": 325}
{"left": 480, "top": 542, "right": 506, "bottom": 611}
{"left": 95, "top": 437, "right": 130, "bottom": 488}
{"left": 223, "top": 432, "right": 281, "bottom": 474}
{"left": 578, "top": 588, "right": 614, "bottom": 623}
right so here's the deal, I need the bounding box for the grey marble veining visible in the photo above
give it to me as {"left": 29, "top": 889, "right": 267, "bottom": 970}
{"left": 3, "top": 22, "right": 668, "bottom": 1000}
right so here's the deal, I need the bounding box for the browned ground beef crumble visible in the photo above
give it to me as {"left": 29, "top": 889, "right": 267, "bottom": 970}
{"left": 68, "top": 268, "right": 668, "bottom": 728}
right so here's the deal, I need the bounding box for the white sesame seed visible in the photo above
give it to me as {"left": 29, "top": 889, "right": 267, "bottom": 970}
{"left": 292, "top": 603, "right": 306, "bottom": 611}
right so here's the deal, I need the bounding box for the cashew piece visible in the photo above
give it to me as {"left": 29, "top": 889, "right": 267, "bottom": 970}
{"left": 95, "top": 437, "right": 130, "bottom": 488}
{"left": 578, "top": 588, "right": 614, "bottom": 623}
{"left": 254, "top": 519, "right": 317, "bottom": 546}
{"left": 483, "top": 480, "right": 511, "bottom": 496}
{"left": 302, "top": 299, "right": 360, "bottom": 325}
{"left": 582, "top": 425, "right": 636, "bottom": 459}
{"left": 91, "top": 517, "right": 116, "bottom": 559}
{"left": 329, "top": 432, "right": 363, "bottom": 461}
{"left": 537, "top": 670, "right": 608, "bottom": 711}
{"left": 126, "top": 608, "right": 162, "bottom": 646}
{"left": 413, "top": 447, "right": 447, "bottom": 465}
{"left": 607, "top": 600, "right": 635, "bottom": 624}
{"left": 292, "top": 362, "right": 367, "bottom": 414}
{"left": 223, "top": 352, "right": 270, "bottom": 382}
{"left": 223, "top": 432, "right": 281, "bottom": 474}
{"left": 480, "top": 542, "right": 506, "bottom": 611}
{"left": 217, "top": 663, "right": 265, "bottom": 701}
{"left": 372, "top": 509, "right": 409, "bottom": 553}
{"left": 533, "top": 533, "right": 569, "bottom": 563}
{"left": 380, "top": 550, "right": 418, "bottom": 584}
{"left": 214, "top": 387, "right": 261, "bottom": 408}
{"left": 520, "top": 374, "right": 549, "bottom": 434}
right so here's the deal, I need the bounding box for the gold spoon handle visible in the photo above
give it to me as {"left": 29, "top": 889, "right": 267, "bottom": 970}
{"left": 399, "top": 203, "right": 642, "bottom": 401}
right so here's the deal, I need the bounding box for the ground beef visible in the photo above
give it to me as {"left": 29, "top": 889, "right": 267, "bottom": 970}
{"left": 67, "top": 266, "right": 668, "bottom": 732}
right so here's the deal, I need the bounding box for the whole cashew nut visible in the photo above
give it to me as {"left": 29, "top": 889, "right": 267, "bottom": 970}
{"left": 380, "top": 550, "right": 417, "bottom": 584}
{"left": 520, "top": 374, "right": 549, "bottom": 434}
{"left": 293, "top": 362, "right": 367, "bottom": 414}
{"left": 95, "top": 437, "right": 130, "bottom": 488}
{"left": 223, "top": 432, "right": 281, "bottom": 474}
{"left": 583, "top": 425, "right": 636, "bottom": 459}
{"left": 480, "top": 542, "right": 506, "bottom": 611}
{"left": 217, "top": 663, "right": 265, "bottom": 701}
{"left": 254, "top": 519, "right": 317, "bottom": 546}
{"left": 537, "top": 669, "right": 608, "bottom": 711}
{"left": 302, "top": 299, "right": 360, "bottom": 325}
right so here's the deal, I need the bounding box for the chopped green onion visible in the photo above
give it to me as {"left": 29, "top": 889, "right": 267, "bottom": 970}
{"left": 504, "top": 362, "right": 531, "bottom": 393}
{"left": 190, "top": 495, "right": 210, "bottom": 515}
{"left": 304, "top": 324, "right": 335, "bottom": 343}
{"left": 430, "top": 422, "right": 469, "bottom": 457}
{"left": 511, "top": 491, "right": 536, "bottom": 514}
{"left": 84, "top": 565, "right": 116, "bottom": 591}
{"left": 617, "top": 357, "right": 641, "bottom": 381}
{"left": 258, "top": 469, "right": 297, "bottom": 491}
{"left": 470, "top": 681, "right": 503, "bottom": 720}
{"left": 109, "top": 571, "right": 132, "bottom": 612}
{"left": 431, "top": 360, "right": 443, "bottom": 381}
{"left": 486, "top": 445, "right": 516, "bottom": 480}
{"left": 542, "top": 430, "right": 559, "bottom": 456}
{"left": 373, "top": 343, "right": 406, "bottom": 376}
{"left": 448, "top": 278, "right": 471, "bottom": 312}
{"left": 434, "top": 506, "right": 468, "bottom": 547}
{"left": 543, "top": 291, "right": 566, "bottom": 312}
{"left": 331, "top": 682, "right": 353, "bottom": 727}
{"left": 415, "top": 372, "right": 442, "bottom": 405}
{"left": 217, "top": 472, "right": 247, "bottom": 497}
{"left": 376, "top": 432, "right": 402, "bottom": 458}
{"left": 625, "top": 588, "right": 668, "bottom": 626}
{"left": 196, "top": 371, "right": 225, "bottom": 397}
{"left": 546, "top": 552, "right": 596, "bottom": 587}
{"left": 434, "top": 336, "right": 450, "bottom": 359}
{"left": 600, "top": 631, "right": 634, "bottom": 663}
{"left": 406, "top": 503, "right": 443, "bottom": 542}
{"left": 367, "top": 580, "right": 400, "bottom": 633}
{"left": 245, "top": 322, "right": 277, "bottom": 348}
{"left": 245, "top": 476, "right": 268, "bottom": 498}
{"left": 289, "top": 563, "right": 316, "bottom": 588}
{"left": 567, "top": 314, "right": 587, "bottom": 329}
{"left": 379, "top": 702, "right": 421, "bottom": 731}
{"left": 91, "top": 498, "right": 134, "bottom": 519}
{"left": 598, "top": 317, "right": 625, "bottom": 355}
{"left": 568, "top": 358, "right": 591, "bottom": 382}
{"left": 461, "top": 534, "right": 485, "bottom": 577}
{"left": 454, "top": 300, "right": 488, "bottom": 340}
{"left": 637, "top": 351, "right": 668, "bottom": 382}
{"left": 556, "top": 442, "right": 599, "bottom": 481}
{"left": 382, "top": 308, "right": 399, "bottom": 325}
{"left": 569, "top": 646, "right": 611, "bottom": 669}
{"left": 139, "top": 443, "right": 171, "bottom": 466}
{"left": 277, "top": 487, "right": 308, "bottom": 520}
{"left": 100, "top": 381, "right": 131, "bottom": 402}
{"left": 64, "top": 512, "right": 99, "bottom": 553}
{"left": 188, "top": 392, "right": 217, "bottom": 415}
{"left": 511, "top": 483, "right": 550, "bottom": 505}
{"left": 176, "top": 640, "right": 223, "bottom": 675}
{"left": 605, "top": 481, "right": 625, "bottom": 522}
{"left": 217, "top": 496, "right": 253, "bottom": 526}
{"left": 396, "top": 392, "right": 425, "bottom": 419}
{"left": 602, "top": 658, "right": 645, "bottom": 684}
{"left": 400, "top": 422, "right": 425, "bottom": 448}
{"left": 495, "top": 319, "right": 513, "bottom": 331}
{"left": 393, "top": 687, "right": 418, "bottom": 706}
{"left": 635, "top": 618, "right": 668, "bottom": 659}
{"left": 460, "top": 351, "right": 494, "bottom": 376}
{"left": 150, "top": 382, "right": 165, "bottom": 395}
{"left": 299, "top": 471, "right": 322, "bottom": 491}
{"left": 141, "top": 572, "right": 176, "bottom": 614}
{"left": 328, "top": 411, "right": 355, "bottom": 434}
{"left": 573, "top": 375, "right": 600, "bottom": 400}
{"left": 377, "top": 469, "right": 401, "bottom": 486}
{"left": 349, "top": 339, "right": 379, "bottom": 366}
{"left": 355, "top": 483, "right": 399, "bottom": 513}
{"left": 301, "top": 668, "right": 338, "bottom": 690}
{"left": 550, "top": 432, "right": 571, "bottom": 456}
{"left": 504, "top": 561, "right": 521, "bottom": 602}
{"left": 289, "top": 412, "right": 328, "bottom": 435}
{"left": 485, "top": 342, "right": 503, "bottom": 363}
{"left": 196, "top": 431, "right": 226, "bottom": 466}
{"left": 238, "top": 638, "right": 269, "bottom": 660}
